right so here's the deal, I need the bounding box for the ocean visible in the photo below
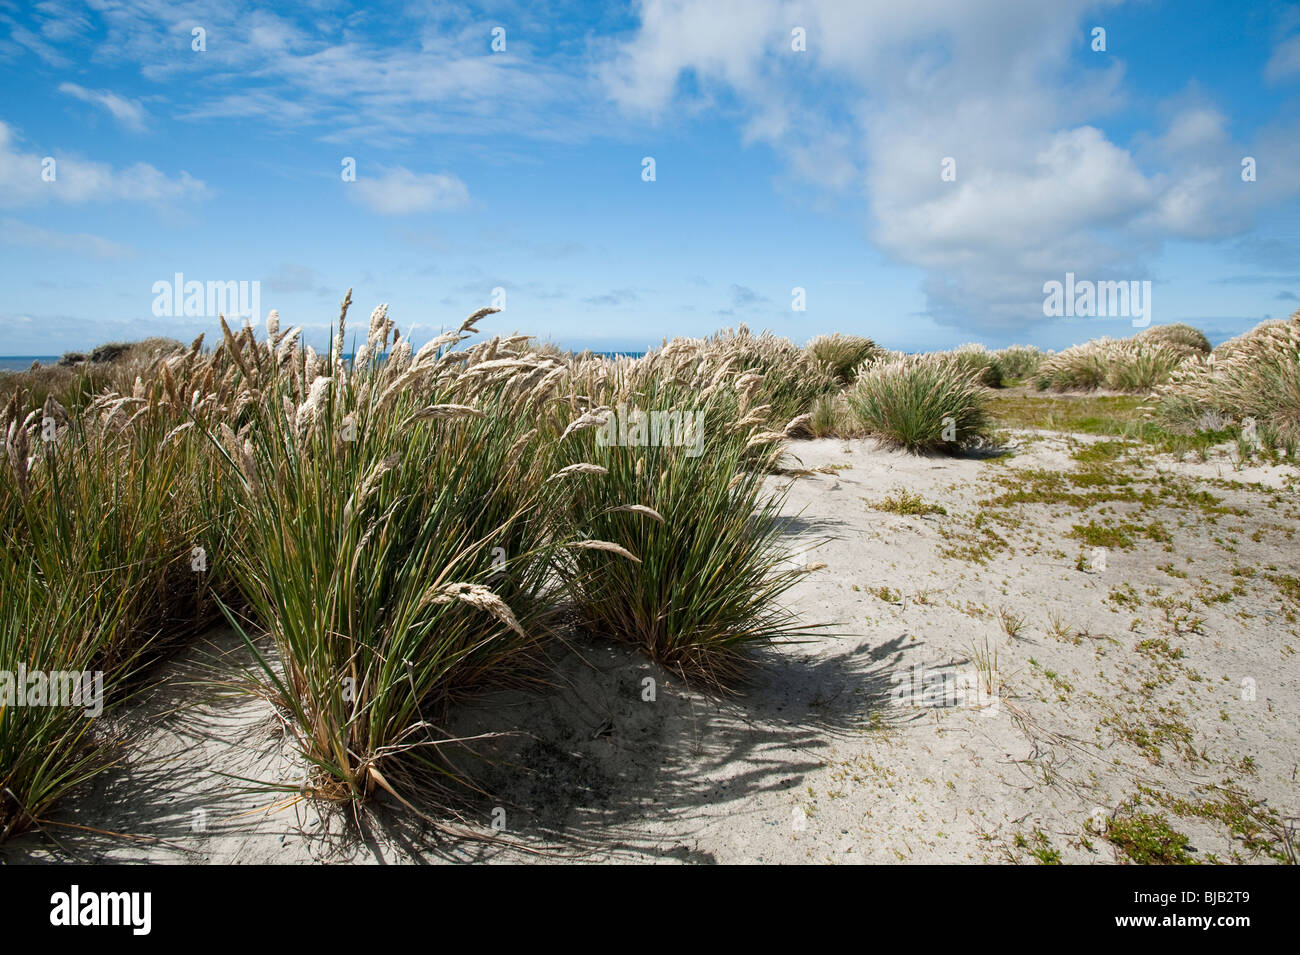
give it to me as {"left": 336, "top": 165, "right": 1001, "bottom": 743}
{"left": 0, "top": 350, "right": 646, "bottom": 372}
{"left": 0, "top": 356, "right": 60, "bottom": 371}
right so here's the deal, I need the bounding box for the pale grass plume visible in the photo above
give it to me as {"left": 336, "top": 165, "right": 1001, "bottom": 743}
{"left": 547, "top": 463, "right": 609, "bottom": 481}
{"left": 403, "top": 403, "right": 484, "bottom": 427}
{"left": 297, "top": 375, "right": 333, "bottom": 434}
{"left": 567, "top": 539, "right": 641, "bottom": 563}
{"left": 560, "top": 409, "right": 611, "bottom": 441}
{"left": 421, "top": 582, "right": 525, "bottom": 637}
{"left": 607, "top": 504, "right": 665, "bottom": 523}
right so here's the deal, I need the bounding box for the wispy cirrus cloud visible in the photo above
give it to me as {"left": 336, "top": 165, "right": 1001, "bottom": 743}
{"left": 260, "top": 263, "right": 331, "bottom": 297}
{"left": 350, "top": 166, "right": 470, "bottom": 215}
{"left": 57, "top": 82, "right": 148, "bottom": 131}
{"left": 1266, "top": 32, "right": 1300, "bottom": 83}
{"left": 25, "top": 2, "right": 602, "bottom": 145}
{"left": 0, "top": 217, "right": 134, "bottom": 259}
{"left": 583, "top": 288, "right": 640, "bottom": 307}
{"left": 0, "top": 120, "right": 206, "bottom": 207}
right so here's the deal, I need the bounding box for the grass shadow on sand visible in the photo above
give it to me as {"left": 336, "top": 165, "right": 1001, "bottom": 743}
{"left": 411, "top": 627, "right": 921, "bottom": 862}
{"left": 4, "top": 621, "right": 933, "bottom": 864}
{"left": 0, "top": 628, "right": 314, "bottom": 864}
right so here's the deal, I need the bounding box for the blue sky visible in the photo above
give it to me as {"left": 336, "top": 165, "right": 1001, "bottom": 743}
{"left": 2, "top": 0, "right": 1299, "bottom": 355}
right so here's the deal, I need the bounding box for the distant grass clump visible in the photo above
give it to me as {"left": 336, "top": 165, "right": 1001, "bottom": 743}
{"left": 989, "top": 344, "right": 1046, "bottom": 384}
{"left": 0, "top": 338, "right": 186, "bottom": 412}
{"left": 804, "top": 333, "right": 882, "bottom": 386}
{"left": 683, "top": 325, "right": 839, "bottom": 426}
{"left": 846, "top": 355, "right": 993, "bottom": 453}
{"left": 933, "top": 343, "right": 1046, "bottom": 388}
{"left": 1157, "top": 312, "right": 1300, "bottom": 448}
{"left": 807, "top": 391, "right": 865, "bottom": 438}
{"left": 1135, "top": 323, "right": 1211, "bottom": 357}
{"left": 1033, "top": 337, "right": 1192, "bottom": 393}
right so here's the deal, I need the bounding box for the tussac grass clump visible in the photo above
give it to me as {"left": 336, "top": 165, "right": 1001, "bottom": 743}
{"left": 1158, "top": 312, "right": 1300, "bottom": 447}
{"left": 1135, "top": 323, "right": 1211, "bottom": 357}
{"left": 557, "top": 345, "right": 819, "bottom": 687}
{"left": 939, "top": 344, "right": 1001, "bottom": 387}
{"left": 0, "top": 349, "right": 240, "bottom": 839}
{"left": 804, "top": 333, "right": 882, "bottom": 385}
{"left": 686, "top": 325, "right": 839, "bottom": 425}
{"left": 218, "top": 305, "right": 608, "bottom": 804}
{"left": 989, "top": 344, "right": 1045, "bottom": 384}
{"left": 0, "top": 558, "right": 122, "bottom": 841}
{"left": 1033, "top": 337, "right": 1192, "bottom": 393}
{"left": 808, "top": 391, "right": 865, "bottom": 438}
{"left": 846, "top": 354, "right": 993, "bottom": 453}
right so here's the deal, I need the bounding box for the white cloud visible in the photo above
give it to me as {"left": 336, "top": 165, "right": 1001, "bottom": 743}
{"left": 0, "top": 120, "right": 207, "bottom": 207}
{"left": 31, "top": 2, "right": 599, "bottom": 144}
{"left": 599, "top": 0, "right": 1295, "bottom": 334}
{"left": 351, "top": 166, "right": 469, "bottom": 216}
{"left": 0, "top": 217, "right": 134, "bottom": 259}
{"left": 1266, "top": 33, "right": 1300, "bottom": 83}
{"left": 57, "top": 82, "right": 148, "bottom": 131}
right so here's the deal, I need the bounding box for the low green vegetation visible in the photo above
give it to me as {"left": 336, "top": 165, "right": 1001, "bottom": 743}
{"left": 870, "top": 488, "right": 947, "bottom": 516}
{"left": 1105, "top": 811, "right": 1198, "bottom": 864}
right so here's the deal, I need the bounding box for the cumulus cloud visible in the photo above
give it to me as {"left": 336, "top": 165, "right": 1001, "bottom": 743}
{"left": 351, "top": 166, "right": 470, "bottom": 215}
{"left": 599, "top": 0, "right": 1297, "bottom": 335}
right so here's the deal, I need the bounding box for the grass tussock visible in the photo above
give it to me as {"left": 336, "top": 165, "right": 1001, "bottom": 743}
{"left": 939, "top": 343, "right": 1001, "bottom": 387}
{"left": 1157, "top": 312, "right": 1300, "bottom": 448}
{"left": 1033, "top": 336, "right": 1194, "bottom": 393}
{"left": 1135, "top": 323, "right": 1211, "bottom": 357}
{"left": 683, "top": 325, "right": 839, "bottom": 425}
{"left": 555, "top": 344, "right": 822, "bottom": 686}
{"left": 808, "top": 391, "right": 866, "bottom": 438}
{"left": 1, "top": 342, "right": 239, "bottom": 838}
{"left": 218, "top": 308, "right": 607, "bottom": 803}
{"left": 989, "top": 344, "right": 1046, "bottom": 384}
{"left": 0, "top": 338, "right": 186, "bottom": 411}
{"left": 846, "top": 354, "right": 993, "bottom": 453}
{"left": 804, "top": 333, "right": 882, "bottom": 386}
